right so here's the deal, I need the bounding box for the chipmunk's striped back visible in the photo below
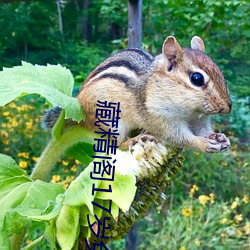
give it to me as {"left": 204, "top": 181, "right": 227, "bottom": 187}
{"left": 77, "top": 48, "right": 155, "bottom": 143}
{"left": 83, "top": 48, "right": 155, "bottom": 89}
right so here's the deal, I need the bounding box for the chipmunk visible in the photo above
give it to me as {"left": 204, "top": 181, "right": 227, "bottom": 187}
{"left": 44, "top": 36, "right": 232, "bottom": 153}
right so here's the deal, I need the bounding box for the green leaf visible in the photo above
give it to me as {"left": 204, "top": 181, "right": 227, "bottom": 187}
{"left": 0, "top": 182, "right": 32, "bottom": 217}
{"left": 0, "top": 62, "right": 85, "bottom": 121}
{"left": 64, "top": 165, "right": 101, "bottom": 213}
{"left": 96, "top": 171, "right": 136, "bottom": 212}
{"left": 66, "top": 142, "right": 95, "bottom": 166}
{"left": 56, "top": 205, "right": 80, "bottom": 250}
{"left": 45, "top": 220, "right": 56, "bottom": 249}
{"left": 110, "top": 200, "right": 119, "bottom": 219}
{"left": 64, "top": 151, "right": 137, "bottom": 214}
{"left": 79, "top": 199, "right": 104, "bottom": 227}
{"left": 0, "top": 154, "right": 30, "bottom": 181}
{"left": 79, "top": 225, "right": 91, "bottom": 240}
{"left": 3, "top": 210, "right": 31, "bottom": 238}
{"left": 0, "top": 231, "right": 10, "bottom": 250}
{"left": 0, "top": 154, "right": 65, "bottom": 242}
{"left": 0, "top": 182, "right": 33, "bottom": 246}
{"left": 21, "top": 235, "right": 45, "bottom": 250}
{"left": 20, "top": 181, "right": 64, "bottom": 213}
{"left": 0, "top": 176, "right": 31, "bottom": 201}
{"left": 26, "top": 198, "right": 63, "bottom": 222}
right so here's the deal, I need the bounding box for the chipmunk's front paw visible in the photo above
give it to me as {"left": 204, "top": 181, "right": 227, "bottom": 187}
{"left": 206, "top": 133, "right": 230, "bottom": 152}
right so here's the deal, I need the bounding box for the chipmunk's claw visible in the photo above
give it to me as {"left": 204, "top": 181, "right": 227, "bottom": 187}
{"left": 207, "top": 133, "right": 230, "bottom": 152}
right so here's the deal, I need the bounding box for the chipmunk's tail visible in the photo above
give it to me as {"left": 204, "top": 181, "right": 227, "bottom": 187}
{"left": 41, "top": 106, "right": 62, "bottom": 130}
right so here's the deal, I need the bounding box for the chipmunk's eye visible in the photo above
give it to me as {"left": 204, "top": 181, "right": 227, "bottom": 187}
{"left": 190, "top": 72, "right": 204, "bottom": 87}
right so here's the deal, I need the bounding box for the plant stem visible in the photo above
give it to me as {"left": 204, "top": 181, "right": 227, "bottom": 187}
{"left": 11, "top": 126, "right": 95, "bottom": 249}
{"left": 30, "top": 125, "right": 96, "bottom": 181}
{"left": 10, "top": 227, "right": 27, "bottom": 250}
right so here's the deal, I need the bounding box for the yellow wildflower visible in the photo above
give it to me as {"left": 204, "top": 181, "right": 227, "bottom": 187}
{"left": 194, "top": 238, "right": 201, "bottom": 247}
{"left": 231, "top": 197, "right": 240, "bottom": 209}
{"left": 4, "top": 147, "right": 10, "bottom": 152}
{"left": 179, "top": 247, "right": 186, "bottom": 250}
{"left": 182, "top": 207, "right": 192, "bottom": 217}
{"left": 51, "top": 175, "right": 61, "bottom": 183}
{"left": 198, "top": 195, "right": 210, "bottom": 206}
{"left": 75, "top": 159, "right": 81, "bottom": 165}
{"left": 19, "top": 161, "right": 28, "bottom": 169}
{"left": 209, "top": 193, "right": 215, "bottom": 204}
{"left": 32, "top": 157, "right": 39, "bottom": 162}
{"left": 236, "top": 229, "right": 243, "bottom": 237}
{"left": 63, "top": 182, "right": 69, "bottom": 189}
{"left": 17, "top": 105, "right": 30, "bottom": 112}
{"left": 11, "top": 119, "right": 18, "bottom": 127}
{"left": 9, "top": 102, "right": 16, "bottom": 108}
{"left": 18, "top": 152, "right": 30, "bottom": 159}
{"left": 3, "top": 111, "right": 9, "bottom": 116}
{"left": 244, "top": 221, "right": 250, "bottom": 234}
{"left": 71, "top": 165, "right": 77, "bottom": 172}
{"left": 220, "top": 217, "right": 228, "bottom": 224}
{"left": 62, "top": 160, "right": 69, "bottom": 166}
{"left": 26, "top": 121, "right": 33, "bottom": 129}
{"left": 234, "top": 214, "right": 243, "bottom": 224}
{"left": 243, "top": 195, "right": 248, "bottom": 204}
{"left": 0, "top": 130, "right": 8, "bottom": 138}
{"left": 66, "top": 176, "right": 75, "bottom": 182}
{"left": 26, "top": 239, "right": 32, "bottom": 244}
{"left": 3, "top": 138, "right": 9, "bottom": 145}
{"left": 221, "top": 162, "right": 228, "bottom": 167}
{"left": 189, "top": 184, "right": 199, "bottom": 198}
{"left": 232, "top": 150, "right": 237, "bottom": 156}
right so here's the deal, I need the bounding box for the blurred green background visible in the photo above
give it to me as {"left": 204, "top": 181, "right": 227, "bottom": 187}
{"left": 0, "top": 0, "right": 249, "bottom": 249}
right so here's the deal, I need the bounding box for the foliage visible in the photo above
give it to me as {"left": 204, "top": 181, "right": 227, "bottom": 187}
{"left": 0, "top": 0, "right": 249, "bottom": 98}
{"left": 0, "top": 0, "right": 249, "bottom": 249}
{"left": 0, "top": 153, "right": 135, "bottom": 249}
{"left": 138, "top": 193, "right": 249, "bottom": 250}
{"left": 0, "top": 96, "right": 47, "bottom": 172}
{"left": 173, "top": 146, "right": 250, "bottom": 203}
{"left": 0, "top": 62, "right": 84, "bottom": 121}
{"left": 61, "top": 42, "right": 111, "bottom": 86}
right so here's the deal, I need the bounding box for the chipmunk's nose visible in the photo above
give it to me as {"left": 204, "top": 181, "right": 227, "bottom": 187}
{"left": 219, "top": 101, "right": 232, "bottom": 114}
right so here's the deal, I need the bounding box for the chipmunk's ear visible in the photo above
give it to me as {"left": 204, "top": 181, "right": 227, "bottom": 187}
{"left": 162, "top": 36, "right": 184, "bottom": 63}
{"left": 191, "top": 36, "right": 205, "bottom": 52}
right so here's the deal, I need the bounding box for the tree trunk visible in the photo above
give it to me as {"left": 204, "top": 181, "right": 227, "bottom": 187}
{"left": 128, "top": 0, "right": 142, "bottom": 48}
{"left": 56, "top": 0, "right": 63, "bottom": 36}
{"left": 82, "top": 0, "right": 89, "bottom": 41}
{"left": 125, "top": 223, "right": 137, "bottom": 250}
{"left": 126, "top": 2, "right": 142, "bottom": 245}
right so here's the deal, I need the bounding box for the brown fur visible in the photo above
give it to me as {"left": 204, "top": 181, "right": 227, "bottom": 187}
{"left": 77, "top": 36, "right": 231, "bottom": 152}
